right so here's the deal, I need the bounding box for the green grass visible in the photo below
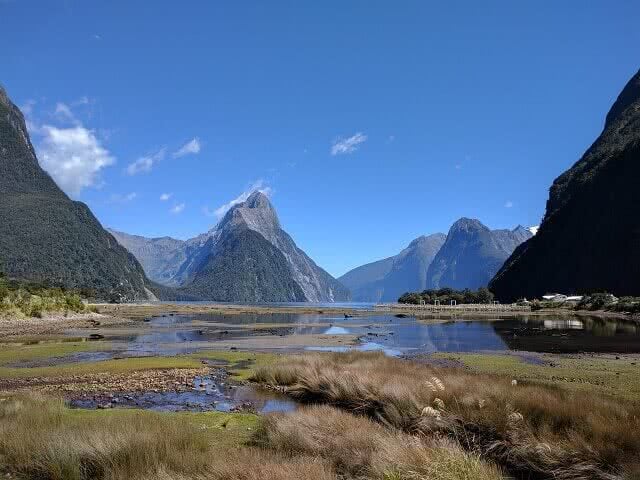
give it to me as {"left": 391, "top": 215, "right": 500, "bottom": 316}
{"left": 0, "top": 355, "right": 203, "bottom": 378}
{"left": 0, "top": 394, "right": 261, "bottom": 480}
{"left": 0, "top": 344, "right": 279, "bottom": 381}
{"left": 68, "top": 407, "right": 259, "bottom": 448}
{"left": 0, "top": 340, "right": 108, "bottom": 366}
{"left": 433, "top": 352, "right": 640, "bottom": 402}
{"left": 189, "top": 350, "right": 281, "bottom": 380}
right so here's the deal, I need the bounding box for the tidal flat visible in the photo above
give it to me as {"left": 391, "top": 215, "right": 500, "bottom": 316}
{"left": 1, "top": 304, "right": 639, "bottom": 479}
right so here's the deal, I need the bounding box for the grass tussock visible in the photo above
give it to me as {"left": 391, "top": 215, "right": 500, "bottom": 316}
{"left": 0, "top": 393, "right": 501, "bottom": 480}
{"left": 254, "top": 405, "right": 503, "bottom": 480}
{"left": 253, "top": 352, "right": 640, "bottom": 480}
{"left": 0, "top": 394, "right": 331, "bottom": 480}
{"left": 0, "top": 394, "right": 213, "bottom": 480}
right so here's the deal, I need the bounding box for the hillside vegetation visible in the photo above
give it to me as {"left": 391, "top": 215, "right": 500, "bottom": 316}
{"left": 0, "top": 271, "right": 91, "bottom": 318}
{"left": 0, "top": 87, "right": 152, "bottom": 302}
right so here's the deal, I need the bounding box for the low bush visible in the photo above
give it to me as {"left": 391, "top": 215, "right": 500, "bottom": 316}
{"left": 0, "top": 276, "right": 89, "bottom": 317}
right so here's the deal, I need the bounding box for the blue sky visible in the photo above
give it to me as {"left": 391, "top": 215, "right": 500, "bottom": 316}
{"left": 2, "top": 1, "right": 639, "bottom": 277}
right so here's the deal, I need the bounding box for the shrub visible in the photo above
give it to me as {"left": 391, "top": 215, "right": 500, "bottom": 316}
{"left": 398, "top": 287, "right": 495, "bottom": 305}
{"left": 0, "top": 279, "right": 90, "bottom": 317}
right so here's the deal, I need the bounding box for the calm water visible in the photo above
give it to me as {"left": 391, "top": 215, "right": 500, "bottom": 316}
{"left": 104, "top": 312, "right": 640, "bottom": 356}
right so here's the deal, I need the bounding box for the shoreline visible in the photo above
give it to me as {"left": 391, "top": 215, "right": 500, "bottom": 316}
{"left": 1, "top": 302, "right": 637, "bottom": 341}
{"left": 94, "top": 302, "right": 640, "bottom": 323}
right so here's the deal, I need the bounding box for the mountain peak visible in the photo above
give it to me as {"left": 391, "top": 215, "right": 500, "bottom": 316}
{"left": 450, "top": 217, "right": 488, "bottom": 233}
{"left": 512, "top": 225, "right": 529, "bottom": 234}
{"left": 245, "top": 190, "right": 271, "bottom": 208}
{"left": 408, "top": 233, "right": 446, "bottom": 249}
{"left": 223, "top": 190, "right": 281, "bottom": 234}
{"left": 605, "top": 69, "right": 640, "bottom": 127}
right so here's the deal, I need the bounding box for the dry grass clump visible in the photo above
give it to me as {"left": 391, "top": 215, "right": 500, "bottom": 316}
{"left": 254, "top": 404, "right": 503, "bottom": 480}
{"left": 0, "top": 394, "right": 336, "bottom": 480}
{"left": 253, "top": 352, "right": 640, "bottom": 479}
{"left": 204, "top": 449, "right": 335, "bottom": 480}
{"left": 0, "top": 394, "right": 213, "bottom": 480}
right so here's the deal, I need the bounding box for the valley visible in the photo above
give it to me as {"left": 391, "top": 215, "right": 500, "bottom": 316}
{"left": 1, "top": 3, "right": 639, "bottom": 478}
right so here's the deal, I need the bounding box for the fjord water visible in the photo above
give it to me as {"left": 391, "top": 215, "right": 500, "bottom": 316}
{"left": 108, "top": 311, "right": 640, "bottom": 357}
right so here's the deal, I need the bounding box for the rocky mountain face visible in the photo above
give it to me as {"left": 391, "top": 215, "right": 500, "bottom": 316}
{"left": 112, "top": 191, "right": 350, "bottom": 302}
{"left": 0, "top": 86, "right": 154, "bottom": 301}
{"left": 339, "top": 234, "right": 446, "bottom": 302}
{"left": 106, "top": 230, "right": 189, "bottom": 287}
{"left": 490, "top": 69, "right": 640, "bottom": 301}
{"left": 426, "top": 219, "right": 533, "bottom": 291}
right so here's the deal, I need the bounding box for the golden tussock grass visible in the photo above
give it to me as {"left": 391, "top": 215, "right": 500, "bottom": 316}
{"left": 0, "top": 393, "right": 501, "bottom": 480}
{"left": 254, "top": 405, "right": 503, "bottom": 480}
{"left": 0, "top": 393, "right": 337, "bottom": 480}
{"left": 253, "top": 352, "right": 640, "bottom": 480}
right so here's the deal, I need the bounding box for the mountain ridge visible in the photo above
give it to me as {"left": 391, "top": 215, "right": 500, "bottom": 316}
{"left": 341, "top": 218, "right": 532, "bottom": 302}
{"left": 0, "top": 86, "right": 154, "bottom": 301}
{"left": 111, "top": 191, "right": 350, "bottom": 302}
{"left": 427, "top": 218, "right": 532, "bottom": 291}
{"left": 339, "top": 233, "right": 446, "bottom": 302}
{"left": 490, "top": 68, "right": 640, "bottom": 301}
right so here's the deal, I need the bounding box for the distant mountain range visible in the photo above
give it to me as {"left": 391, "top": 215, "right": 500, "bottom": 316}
{"left": 9, "top": 66, "right": 632, "bottom": 306}
{"left": 427, "top": 219, "right": 532, "bottom": 291}
{"left": 0, "top": 86, "right": 154, "bottom": 302}
{"left": 338, "top": 234, "right": 446, "bottom": 302}
{"left": 110, "top": 191, "right": 350, "bottom": 303}
{"left": 490, "top": 68, "right": 640, "bottom": 301}
{"left": 339, "top": 219, "right": 532, "bottom": 302}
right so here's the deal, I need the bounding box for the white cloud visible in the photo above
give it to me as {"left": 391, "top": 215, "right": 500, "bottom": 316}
{"left": 528, "top": 225, "right": 540, "bottom": 235}
{"left": 504, "top": 201, "right": 514, "bottom": 208}
{"left": 173, "top": 137, "right": 201, "bottom": 158}
{"left": 73, "top": 96, "right": 90, "bottom": 107}
{"left": 330, "top": 132, "right": 367, "bottom": 155}
{"left": 210, "top": 179, "right": 272, "bottom": 220}
{"left": 24, "top": 99, "right": 115, "bottom": 197}
{"left": 109, "top": 192, "right": 137, "bottom": 203}
{"left": 126, "top": 148, "right": 166, "bottom": 175}
{"left": 170, "top": 203, "right": 186, "bottom": 214}
{"left": 159, "top": 193, "right": 172, "bottom": 201}
{"left": 54, "top": 102, "right": 77, "bottom": 124}
{"left": 38, "top": 125, "right": 115, "bottom": 197}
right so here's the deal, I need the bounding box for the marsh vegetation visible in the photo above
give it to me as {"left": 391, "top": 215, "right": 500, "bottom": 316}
{"left": 253, "top": 352, "right": 640, "bottom": 479}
